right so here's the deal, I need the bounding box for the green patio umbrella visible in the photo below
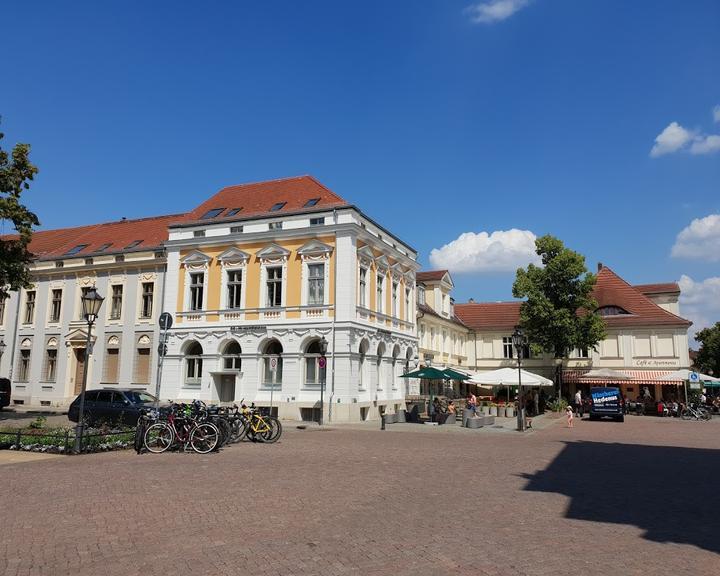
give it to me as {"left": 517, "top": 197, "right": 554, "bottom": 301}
{"left": 442, "top": 368, "right": 470, "bottom": 381}
{"left": 399, "top": 366, "right": 449, "bottom": 380}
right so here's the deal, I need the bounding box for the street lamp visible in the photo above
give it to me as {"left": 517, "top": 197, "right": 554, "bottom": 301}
{"left": 512, "top": 326, "right": 528, "bottom": 432}
{"left": 318, "top": 336, "right": 328, "bottom": 426}
{"left": 74, "top": 288, "right": 105, "bottom": 453}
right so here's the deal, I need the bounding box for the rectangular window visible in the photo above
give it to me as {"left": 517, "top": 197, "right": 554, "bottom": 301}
{"left": 104, "top": 348, "right": 120, "bottom": 383}
{"left": 18, "top": 350, "right": 31, "bottom": 381}
{"left": 376, "top": 274, "right": 384, "bottom": 314}
{"left": 44, "top": 349, "right": 57, "bottom": 382}
{"left": 95, "top": 242, "right": 113, "bottom": 252}
{"left": 110, "top": 285, "right": 123, "bottom": 320}
{"left": 417, "top": 287, "right": 425, "bottom": 305}
{"left": 503, "top": 337, "right": 514, "bottom": 359}
{"left": 308, "top": 263, "right": 324, "bottom": 306}
{"left": 405, "top": 288, "right": 411, "bottom": 322}
{"left": 392, "top": 282, "right": 398, "bottom": 317}
{"left": 124, "top": 240, "right": 142, "bottom": 249}
{"left": 227, "top": 270, "right": 243, "bottom": 309}
{"left": 304, "top": 198, "right": 320, "bottom": 207}
{"left": 141, "top": 283, "right": 154, "bottom": 318}
{"left": 226, "top": 208, "right": 242, "bottom": 217}
{"left": 134, "top": 348, "right": 151, "bottom": 384}
{"left": 200, "top": 208, "right": 225, "bottom": 219}
{"left": 24, "top": 291, "right": 36, "bottom": 324}
{"left": 269, "top": 221, "right": 283, "bottom": 230}
{"left": 193, "top": 230, "right": 206, "bottom": 237}
{"left": 574, "top": 348, "right": 589, "bottom": 358}
{"left": 359, "top": 268, "right": 367, "bottom": 307}
{"left": 266, "top": 267, "right": 282, "bottom": 307}
{"left": 230, "top": 225, "right": 243, "bottom": 233}
{"left": 189, "top": 274, "right": 204, "bottom": 311}
{"left": 270, "top": 202, "right": 286, "bottom": 212}
{"left": 65, "top": 244, "right": 89, "bottom": 255}
{"left": 50, "top": 289, "right": 62, "bottom": 322}
{"left": 309, "top": 217, "right": 325, "bottom": 226}
{"left": 0, "top": 296, "right": 5, "bottom": 325}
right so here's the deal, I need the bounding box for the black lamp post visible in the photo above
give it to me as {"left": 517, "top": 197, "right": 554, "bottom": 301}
{"left": 318, "top": 336, "right": 328, "bottom": 425}
{"left": 74, "top": 288, "right": 104, "bottom": 453}
{"left": 512, "top": 326, "right": 528, "bottom": 432}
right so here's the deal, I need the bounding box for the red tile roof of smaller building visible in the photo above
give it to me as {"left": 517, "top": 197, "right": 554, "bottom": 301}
{"left": 454, "top": 301, "right": 521, "bottom": 331}
{"left": 19, "top": 213, "right": 185, "bottom": 260}
{"left": 417, "top": 270, "right": 449, "bottom": 282}
{"left": 179, "top": 175, "right": 349, "bottom": 226}
{"left": 633, "top": 282, "right": 680, "bottom": 295}
{"left": 418, "top": 303, "right": 469, "bottom": 328}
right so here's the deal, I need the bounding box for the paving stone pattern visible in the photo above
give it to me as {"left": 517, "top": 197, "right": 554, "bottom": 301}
{"left": 1, "top": 416, "right": 719, "bottom": 576}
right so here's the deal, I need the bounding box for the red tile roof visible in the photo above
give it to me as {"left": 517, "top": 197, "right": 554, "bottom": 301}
{"left": 455, "top": 266, "right": 691, "bottom": 331}
{"left": 594, "top": 267, "right": 690, "bottom": 327}
{"left": 417, "top": 270, "right": 449, "bottom": 282}
{"left": 179, "top": 175, "right": 349, "bottom": 225}
{"left": 18, "top": 213, "right": 185, "bottom": 260}
{"left": 454, "top": 302, "right": 521, "bottom": 331}
{"left": 633, "top": 282, "right": 680, "bottom": 295}
{"left": 418, "top": 303, "right": 469, "bottom": 328}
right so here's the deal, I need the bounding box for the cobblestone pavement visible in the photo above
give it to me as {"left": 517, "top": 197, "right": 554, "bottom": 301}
{"left": 1, "top": 416, "right": 719, "bottom": 576}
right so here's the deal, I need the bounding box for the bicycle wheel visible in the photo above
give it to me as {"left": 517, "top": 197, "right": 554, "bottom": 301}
{"left": 700, "top": 409, "right": 711, "bottom": 421}
{"left": 134, "top": 419, "right": 147, "bottom": 453}
{"left": 230, "top": 418, "right": 246, "bottom": 443}
{"left": 144, "top": 423, "right": 174, "bottom": 453}
{"left": 680, "top": 409, "right": 693, "bottom": 420}
{"left": 190, "top": 423, "right": 219, "bottom": 454}
{"left": 261, "top": 417, "right": 282, "bottom": 443}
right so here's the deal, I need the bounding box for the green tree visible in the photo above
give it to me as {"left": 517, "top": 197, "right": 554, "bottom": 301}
{"left": 694, "top": 322, "right": 720, "bottom": 377}
{"left": 512, "top": 235, "right": 606, "bottom": 394}
{"left": 0, "top": 119, "right": 40, "bottom": 300}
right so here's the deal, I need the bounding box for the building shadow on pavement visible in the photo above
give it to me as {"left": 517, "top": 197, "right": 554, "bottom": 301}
{"left": 521, "top": 441, "right": 720, "bottom": 554}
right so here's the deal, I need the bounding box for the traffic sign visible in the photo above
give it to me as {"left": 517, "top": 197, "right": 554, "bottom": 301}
{"left": 689, "top": 371, "right": 699, "bottom": 382}
{"left": 318, "top": 356, "right": 326, "bottom": 369}
{"left": 159, "top": 312, "right": 173, "bottom": 331}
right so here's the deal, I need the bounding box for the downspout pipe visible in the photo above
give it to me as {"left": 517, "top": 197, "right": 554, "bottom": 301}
{"left": 328, "top": 208, "right": 338, "bottom": 422}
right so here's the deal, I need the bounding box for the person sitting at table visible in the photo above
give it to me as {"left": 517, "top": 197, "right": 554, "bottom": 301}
{"left": 447, "top": 400, "right": 456, "bottom": 415}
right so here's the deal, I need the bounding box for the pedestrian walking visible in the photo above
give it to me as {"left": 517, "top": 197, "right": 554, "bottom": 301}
{"left": 574, "top": 389, "right": 583, "bottom": 418}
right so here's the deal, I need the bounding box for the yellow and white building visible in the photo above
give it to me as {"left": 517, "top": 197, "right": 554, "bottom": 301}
{"left": 160, "top": 176, "right": 419, "bottom": 421}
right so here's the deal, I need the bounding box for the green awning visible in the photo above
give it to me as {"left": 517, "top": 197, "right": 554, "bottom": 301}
{"left": 442, "top": 368, "right": 469, "bottom": 381}
{"left": 399, "top": 366, "right": 448, "bottom": 379}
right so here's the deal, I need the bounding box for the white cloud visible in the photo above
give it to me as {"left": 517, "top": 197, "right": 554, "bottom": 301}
{"left": 671, "top": 214, "right": 720, "bottom": 261}
{"left": 678, "top": 275, "right": 720, "bottom": 341}
{"left": 429, "top": 229, "right": 540, "bottom": 273}
{"left": 650, "top": 121, "right": 694, "bottom": 157}
{"left": 465, "top": 0, "right": 531, "bottom": 24}
{"left": 690, "top": 134, "right": 720, "bottom": 155}
{"left": 713, "top": 105, "right": 720, "bottom": 123}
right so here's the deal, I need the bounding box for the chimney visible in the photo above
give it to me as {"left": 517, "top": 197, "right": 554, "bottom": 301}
{"left": 597, "top": 262, "right": 603, "bottom": 271}
{"left": 468, "top": 298, "right": 475, "bottom": 303}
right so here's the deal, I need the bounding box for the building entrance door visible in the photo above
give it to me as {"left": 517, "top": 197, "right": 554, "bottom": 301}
{"left": 219, "top": 374, "right": 235, "bottom": 403}
{"left": 74, "top": 348, "right": 86, "bottom": 395}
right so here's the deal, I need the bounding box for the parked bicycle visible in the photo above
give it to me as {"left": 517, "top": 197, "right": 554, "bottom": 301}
{"left": 680, "top": 403, "right": 711, "bottom": 421}
{"left": 143, "top": 403, "right": 220, "bottom": 453}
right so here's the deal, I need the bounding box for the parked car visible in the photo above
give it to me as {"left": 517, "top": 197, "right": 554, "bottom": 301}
{"left": 0, "top": 378, "right": 11, "bottom": 409}
{"left": 68, "top": 388, "right": 159, "bottom": 426}
{"left": 588, "top": 386, "right": 625, "bottom": 422}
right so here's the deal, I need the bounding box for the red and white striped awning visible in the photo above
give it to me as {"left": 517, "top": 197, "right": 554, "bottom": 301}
{"left": 563, "top": 369, "right": 682, "bottom": 385}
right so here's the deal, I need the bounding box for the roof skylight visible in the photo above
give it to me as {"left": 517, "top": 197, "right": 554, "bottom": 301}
{"left": 94, "top": 242, "right": 113, "bottom": 252}
{"left": 124, "top": 240, "right": 142, "bottom": 249}
{"left": 304, "top": 198, "right": 320, "bottom": 207}
{"left": 200, "top": 208, "right": 225, "bottom": 219}
{"left": 65, "top": 244, "right": 89, "bottom": 255}
{"left": 226, "top": 208, "right": 243, "bottom": 217}
{"left": 270, "top": 202, "right": 287, "bottom": 212}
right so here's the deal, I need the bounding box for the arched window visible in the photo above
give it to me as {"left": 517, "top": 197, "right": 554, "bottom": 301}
{"left": 359, "top": 339, "right": 369, "bottom": 390}
{"left": 222, "top": 341, "right": 242, "bottom": 370}
{"left": 185, "top": 342, "right": 203, "bottom": 385}
{"left": 262, "top": 340, "right": 283, "bottom": 386}
{"left": 376, "top": 342, "right": 386, "bottom": 390}
{"left": 304, "top": 339, "right": 326, "bottom": 386}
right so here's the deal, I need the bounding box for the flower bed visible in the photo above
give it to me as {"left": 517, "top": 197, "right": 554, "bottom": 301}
{"left": 0, "top": 423, "right": 135, "bottom": 454}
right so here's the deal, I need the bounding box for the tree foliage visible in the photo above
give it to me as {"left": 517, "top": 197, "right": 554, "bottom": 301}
{"left": 694, "top": 322, "right": 720, "bottom": 377}
{"left": 0, "top": 119, "right": 40, "bottom": 299}
{"left": 512, "top": 235, "right": 606, "bottom": 359}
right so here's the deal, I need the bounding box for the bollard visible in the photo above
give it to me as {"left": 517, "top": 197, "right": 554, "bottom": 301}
{"left": 381, "top": 414, "right": 386, "bottom": 430}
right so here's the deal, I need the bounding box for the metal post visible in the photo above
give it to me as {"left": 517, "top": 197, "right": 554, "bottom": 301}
{"left": 74, "top": 320, "right": 94, "bottom": 453}
{"left": 154, "top": 326, "right": 168, "bottom": 407}
{"left": 319, "top": 355, "right": 326, "bottom": 426}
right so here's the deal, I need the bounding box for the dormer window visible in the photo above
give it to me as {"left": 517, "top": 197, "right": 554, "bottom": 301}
{"left": 65, "top": 244, "right": 89, "bottom": 255}
{"left": 304, "top": 198, "right": 320, "bottom": 207}
{"left": 200, "top": 208, "right": 225, "bottom": 219}
{"left": 270, "top": 202, "right": 286, "bottom": 212}
{"left": 226, "top": 208, "right": 243, "bottom": 217}
{"left": 597, "top": 305, "right": 631, "bottom": 316}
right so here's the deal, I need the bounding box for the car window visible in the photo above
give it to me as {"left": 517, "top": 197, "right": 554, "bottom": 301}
{"left": 111, "top": 392, "right": 127, "bottom": 404}
{"left": 125, "top": 391, "right": 157, "bottom": 404}
{"left": 95, "top": 391, "right": 113, "bottom": 403}
{"left": 82, "top": 390, "right": 98, "bottom": 402}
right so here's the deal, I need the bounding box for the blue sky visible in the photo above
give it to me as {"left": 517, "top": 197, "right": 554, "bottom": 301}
{"left": 1, "top": 0, "right": 719, "bottom": 335}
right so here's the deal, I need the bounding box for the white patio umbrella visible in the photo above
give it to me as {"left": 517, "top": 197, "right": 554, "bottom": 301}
{"left": 580, "top": 368, "right": 632, "bottom": 380}
{"left": 469, "top": 367, "right": 553, "bottom": 408}
{"left": 656, "top": 369, "right": 720, "bottom": 404}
